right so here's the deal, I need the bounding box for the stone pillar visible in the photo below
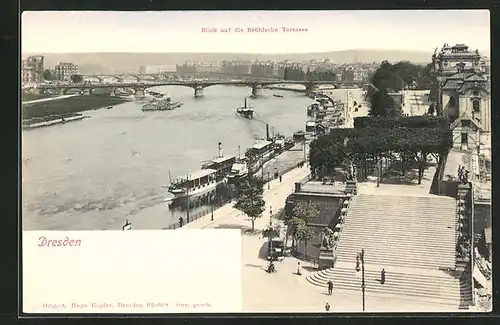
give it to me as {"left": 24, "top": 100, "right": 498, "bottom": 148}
{"left": 134, "top": 88, "right": 145, "bottom": 99}
{"left": 306, "top": 84, "right": 319, "bottom": 97}
{"left": 251, "top": 84, "right": 263, "bottom": 97}
{"left": 194, "top": 86, "right": 204, "bottom": 98}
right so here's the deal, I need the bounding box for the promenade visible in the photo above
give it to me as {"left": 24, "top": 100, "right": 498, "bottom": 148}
{"left": 183, "top": 163, "right": 460, "bottom": 312}
{"left": 22, "top": 94, "right": 78, "bottom": 104}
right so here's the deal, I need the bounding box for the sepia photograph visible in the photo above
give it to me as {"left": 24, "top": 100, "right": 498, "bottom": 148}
{"left": 21, "top": 10, "right": 491, "bottom": 313}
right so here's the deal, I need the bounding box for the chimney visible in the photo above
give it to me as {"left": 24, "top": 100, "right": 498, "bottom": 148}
{"left": 218, "top": 142, "right": 223, "bottom": 158}
{"left": 266, "top": 124, "right": 270, "bottom": 141}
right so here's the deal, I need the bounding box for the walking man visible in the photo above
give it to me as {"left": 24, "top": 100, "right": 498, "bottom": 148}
{"left": 279, "top": 175, "right": 282, "bottom": 183}
{"left": 325, "top": 302, "right": 331, "bottom": 311}
{"left": 380, "top": 268, "right": 386, "bottom": 284}
{"left": 327, "top": 280, "right": 333, "bottom": 295}
{"left": 297, "top": 262, "right": 302, "bottom": 276}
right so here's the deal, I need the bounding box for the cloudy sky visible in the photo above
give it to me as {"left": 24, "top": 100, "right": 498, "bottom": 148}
{"left": 21, "top": 10, "right": 490, "bottom": 54}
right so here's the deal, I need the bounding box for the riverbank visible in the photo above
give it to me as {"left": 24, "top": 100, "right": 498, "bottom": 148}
{"left": 22, "top": 95, "right": 130, "bottom": 119}
{"left": 21, "top": 92, "right": 55, "bottom": 102}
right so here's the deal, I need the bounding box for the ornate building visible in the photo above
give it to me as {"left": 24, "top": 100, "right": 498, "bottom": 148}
{"left": 55, "top": 62, "right": 79, "bottom": 81}
{"left": 21, "top": 55, "right": 44, "bottom": 86}
{"left": 432, "top": 44, "right": 491, "bottom": 159}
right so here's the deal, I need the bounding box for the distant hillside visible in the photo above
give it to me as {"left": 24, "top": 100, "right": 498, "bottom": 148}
{"left": 22, "top": 49, "right": 433, "bottom": 74}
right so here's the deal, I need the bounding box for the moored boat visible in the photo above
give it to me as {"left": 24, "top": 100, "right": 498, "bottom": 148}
{"left": 167, "top": 169, "right": 221, "bottom": 200}
{"left": 142, "top": 96, "right": 183, "bottom": 111}
{"left": 227, "top": 159, "right": 249, "bottom": 182}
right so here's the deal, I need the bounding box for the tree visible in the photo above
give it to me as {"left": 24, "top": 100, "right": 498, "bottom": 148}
{"left": 284, "top": 217, "right": 304, "bottom": 250}
{"left": 43, "top": 69, "right": 55, "bottom": 81}
{"left": 70, "top": 74, "right": 83, "bottom": 84}
{"left": 369, "top": 88, "right": 400, "bottom": 118}
{"left": 294, "top": 222, "right": 315, "bottom": 257}
{"left": 234, "top": 175, "right": 266, "bottom": 232}
{"left": 292, "top": 200, "right": 320, "bottom": 225}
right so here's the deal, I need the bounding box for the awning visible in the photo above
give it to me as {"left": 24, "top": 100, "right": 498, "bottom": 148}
{"left": 333, "top": 232, "right": 339, "bottom": 238}
{"left": 473, "top": 264, "right": 488, "bottom": 289}
{"left": 458, "top": 199, "right": 466, "bottom": 204}
{"left": 335, "top": 224, "right": 341, "bottom": 230}
{"left": 341, "top": 208, "right": 348, "bottom": 213}
{"left": 343, "top": 201, "right": 349, "bottom": 206}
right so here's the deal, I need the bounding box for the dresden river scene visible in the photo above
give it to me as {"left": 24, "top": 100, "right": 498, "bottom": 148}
{"left": 23, "top": 85, "right": 339, "bottom": 230}
{"left": 21, "top": 10, "right": 491, "bottom": 313}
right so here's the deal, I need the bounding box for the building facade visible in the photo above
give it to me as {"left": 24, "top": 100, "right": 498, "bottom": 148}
{"left": 21, "top": 55, "right": 44, "bottom": 86}
{"left": 220, "top": 61, "right": 252, "bottom": 76}
{"left": 432, "top": 43, "right": 491, "bottom": 159}
{"left": 139, "top": 65, "right": 176, "bottom": 74}
{"left": 251, "top": 62, "right": 278, "bottom": 78}
{"left": 55, "top": 62, "right": 79, "bottom": 81}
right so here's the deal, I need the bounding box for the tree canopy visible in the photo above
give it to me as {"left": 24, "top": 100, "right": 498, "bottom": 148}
{"left": 43, "top": 69, "right": 56, "bottom": 81}
{"left": 371, "top": 60, "right": 433, "bottom": 92}
{"left": 283, "top": 200, "right": 319, "bottom": 254}
{"left": 70, "top": 74, "right": 84, "bottom": 83}
{"left": 354, "top": 116, "right": 448, "bottom": 129}
{"left": 284, "top": 67, "right": 336, "bottom": 81}
{"left": 368, "top": 88, "right": 401, "bottom": 118}
{"left": 309, "top": 121, "right": 452, "bottom": 184}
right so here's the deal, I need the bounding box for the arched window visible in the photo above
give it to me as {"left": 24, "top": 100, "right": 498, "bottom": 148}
{"left": 473, "top": 100, "right": 480, "bottom": 113}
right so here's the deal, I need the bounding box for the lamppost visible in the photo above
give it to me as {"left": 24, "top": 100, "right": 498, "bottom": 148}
{"left": 268, "top": 206, "right": 273, "bottom": 262}
{"left": 355, "top": 248, "right": 366, "bottom": 311}
{"left": 209, "top": 194, "right": 214, "bottom": 221}
{"left": 376, "top": 159, "right": 381, "bottom": 188}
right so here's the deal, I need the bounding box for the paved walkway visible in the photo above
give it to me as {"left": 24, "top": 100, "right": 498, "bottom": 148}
{"left": 184, "top": 164, "right": 311, "bottom": 230}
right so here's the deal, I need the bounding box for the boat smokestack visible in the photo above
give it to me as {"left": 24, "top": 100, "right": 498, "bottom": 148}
{"left": 218, "top": 142, "right": 223, "bottom": 158}
{"left": 266, "top": 124, "right": 270, "bottom": 141}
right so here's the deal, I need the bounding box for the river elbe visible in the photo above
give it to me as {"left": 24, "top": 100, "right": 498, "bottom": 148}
{"left": 22, "top": 85, "right": 355, "bottom": 230}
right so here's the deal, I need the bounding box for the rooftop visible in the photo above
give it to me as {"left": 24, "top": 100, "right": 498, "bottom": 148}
{"left": 178, "top": 168, "right": 217, "bottom": 181}
{"left": 206, "top": 155, "right": 236, "bottom": 164}
{"left": 300, "top": 181, "right": 346, "bottom": 195}
{"left": 253, "top": 141, "right": 273, "bottom": 150}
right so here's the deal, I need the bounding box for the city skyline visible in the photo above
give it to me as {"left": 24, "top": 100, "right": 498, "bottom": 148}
{"left": 22, "top": 10, "right": 490, "bottom": 55}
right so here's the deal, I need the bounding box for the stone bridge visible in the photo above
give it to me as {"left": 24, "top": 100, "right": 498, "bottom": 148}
{"left": 32, "top": 80, "right": 362, "bottom": 98}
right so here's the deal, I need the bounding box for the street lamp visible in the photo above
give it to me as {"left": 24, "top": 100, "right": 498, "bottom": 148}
{"left": 376, "top": 160, "right": 381, "bottom": 188}
{"left": 209, "top": 194, "right": 214, "bottom": 221}
{"left": 268, "top": 205, "right": 273, "bottom": 263}
{"left": 355, "top": 249, "right": 366, "bottom": 311}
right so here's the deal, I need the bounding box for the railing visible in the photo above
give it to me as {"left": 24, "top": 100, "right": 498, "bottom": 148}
{"left": 163, "top": 199, "right": 230, "bottom": 230}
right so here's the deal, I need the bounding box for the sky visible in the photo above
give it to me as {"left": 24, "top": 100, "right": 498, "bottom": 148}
{"left": 21, "top": 10, "right": 490, "bottom": 54}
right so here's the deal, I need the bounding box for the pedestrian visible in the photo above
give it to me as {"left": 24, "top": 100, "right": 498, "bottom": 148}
{"left": 325, "top": 302, "right": 330, "bottom": 311}
{"left": 297, "top": 262, "right": 302, "bottom": 276}
{"left": 380, "top": 268, "right": 386, "bottom": 284}
{"left": 327, "top": 280, "right": 333, "bottom": 295}
{"left": 279, "top": 175, "right": 282, "bottom": 183}
{"left": 179, "top": 216, "right": 184, "bottom": 228}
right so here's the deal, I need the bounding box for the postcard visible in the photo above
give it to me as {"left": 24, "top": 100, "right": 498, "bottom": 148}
{"left": 21, "top": 10, "right": 491, "bottom": 314}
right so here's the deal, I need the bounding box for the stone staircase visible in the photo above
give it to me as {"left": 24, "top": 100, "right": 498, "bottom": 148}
{"left": 307, "top": 194, "right": 472, "bottom": 307}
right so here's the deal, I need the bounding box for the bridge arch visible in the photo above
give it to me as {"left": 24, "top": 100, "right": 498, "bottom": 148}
{"left": 63, "top": 88, "right": 84, "bottom": 95}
